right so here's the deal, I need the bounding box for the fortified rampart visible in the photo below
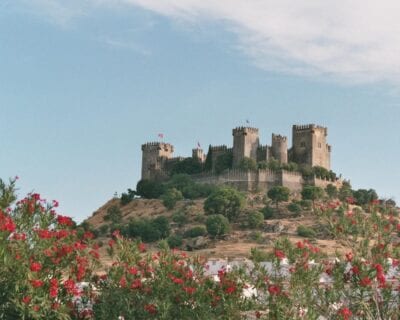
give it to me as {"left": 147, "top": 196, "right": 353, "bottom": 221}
{"left": 140, "top": 124, "right": 336, "bottom": 193}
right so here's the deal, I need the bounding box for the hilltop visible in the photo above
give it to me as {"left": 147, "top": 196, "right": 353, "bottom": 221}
{"left": 85, "top": 193, "right": 351, "bottom": 260}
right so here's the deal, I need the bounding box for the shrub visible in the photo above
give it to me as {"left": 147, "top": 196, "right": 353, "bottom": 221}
{"left": 161, "top": 188, "right": 183, "bottom": 210}
{"left": 103, "top": 205, "right": 123, "bottom": 224}
{"left": 287, "top": 202, "right": 302, "bottom": 214}
{"left": 123, "top": 216, "right": 170, "bottom": 243}
{"left": 297, "top": 225, "right": 317, "bottom": 238}
{"left": 301, "top": 185, "right": 324, "bottom": 209}
{"left": 267, "top": 186, "right": 290, "bottom": 209}
{"left": 247, "top": 211, "right": 264, "bottom": 228}
{"left": 238, "top": 157, "right": 257, "bottom": 171}
{"left": 120, "top": 188, "right": 136, "bottom": 205}
{"left": 325, "top": 184, "right": 338, "bottom": 199}
{"left": 136, "top": 179, "right": 165, "bottom": 199}
{"left": 166, "top": 234, "right": 183, "bottom": 248}
{"left": 206, "top": 214, "right": 230, "bottom": 238}
{"left": 183, "top": 226, "right": 207, "bottom": 238}
{"left": 204, "top": 187, "right": 245, "bottom": 221}
{"left": 172, "top": 211, "right": 188, "bottom": 227}
{"left": 262, "top": 206, "right": 275, "bottom": 219}
{"left": 215, "top": 153, "right": 233, "bottom": 174}
{"left": 98, "top": 224, "right": 109, "bottom": 236}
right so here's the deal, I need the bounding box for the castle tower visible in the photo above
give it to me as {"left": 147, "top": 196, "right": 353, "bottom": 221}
{"left": 141, "top": 142, "right": 174, "bottom": 180}
{"left": 192, "top": 148, "right": 206, "bottom": 163}
{"left": 232, "top": 127, "right": 259, "bottom": 167}
{"left": 291, "top": 124, "right": 331, "bottom": 169}
{"left": 271, "top": 134, "right": 288, "bottom": 164}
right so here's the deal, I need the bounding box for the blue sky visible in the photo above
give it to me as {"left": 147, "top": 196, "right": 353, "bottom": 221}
{"left": 1, "top": 1, "right": 400, "bottom": 221}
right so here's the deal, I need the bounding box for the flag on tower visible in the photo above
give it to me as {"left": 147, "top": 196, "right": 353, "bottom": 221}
{"left": 158, "top": 133, "right": 164, "bottom": 139}
{"left": 197, "top": 142, "right": 201, "bottom": 148}
{"left": 246, "top": 119, "right": 250, "bottom": 124}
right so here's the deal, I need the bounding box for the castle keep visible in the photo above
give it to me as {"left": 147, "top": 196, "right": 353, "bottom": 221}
{"left": 141, "top": 124, "right": 339, "bottom": 193}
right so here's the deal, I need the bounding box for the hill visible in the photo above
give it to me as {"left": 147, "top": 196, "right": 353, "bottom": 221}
{"left": 85, "top": 194, "right": 349, "bottom": 260}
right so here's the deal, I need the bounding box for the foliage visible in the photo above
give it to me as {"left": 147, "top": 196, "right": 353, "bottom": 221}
{"left": 204, "top": 145, "right": 213, "bottom": 171}
{"left": 262, "top": 206, "right": 275, "bottom": 219}
{"left": 170, "top": 157, "right": 203, "bottom": 176}
{"left": 0, "top": 178, "right": 99, "bottom": 319}
{"left": 172, "top": 211, "right": 188, "bottom": 227}
{"left": 164, "top": 174, "right": 216, "bottom": 200}
{"left": 287, "top": 202, "right": 302, "bottom": 214}
{"left": 325, "top": 184, "right": 338, "bottom": 199}
{"left": 206, "top": 215, "right": 230, "bottom": 238}
{"left": 296, "top": 225, "right": 317, "bottom": 238}
{"left": 301, "top": 185, "right": 324, "bottom": 207}
{"left": 204, "top": 187, "right": 245, "bottom": 221}
{"left": 183, "top": 226, "right": 207, "bottom": 238}
{"left": 161, "top": 188, "right": 183, "bottom": 210}
{"left": 338, "top": 181, "right": 353, "bottom": 202}
{"left": 136, "top": 179, "right": 165, "bottom": 199}
{"left": 237, "top": 157, "right": 257, "bottom": 171}
{"left": 120, "top": 189, "right": 136, "bottom": 206}
{"left": 267, "top": 186, "right": 290, "bottom": 209}
{"left": 214, "top": 153, "right": 233, "bottom": 174}
{"left": 247, "top": 211, "right": 264, "bottom": 229}
{"left": 103, "top": 205, "right": 123, "bottom": 224}
{"left": 353, "top": 188, "right": 378, "bottom": 206}
{"left": 122, "top": 216, "right": 171, "bottom": 243}
{"left": 166, "top": 234, "right": 183, "bottom": 248}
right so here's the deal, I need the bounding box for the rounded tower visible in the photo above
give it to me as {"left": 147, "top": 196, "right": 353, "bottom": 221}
{"left": 271, "top": 134, "right": 288, "bottom": 164}
{"left": 141, "top": 142, "right": 174, "bottom": 180}
{"left": 232, "top": 127, "right": 259, "bottom": 167}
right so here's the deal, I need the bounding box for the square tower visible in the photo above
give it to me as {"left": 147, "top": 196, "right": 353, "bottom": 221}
{"left": 232, "top": 127, "right": 259, "bottom": 167}
{"left": 291, "top": 124, "right": 331, "bottom": 169}
{"left": 141, "top": 142, "right": 174, "bottom": 180}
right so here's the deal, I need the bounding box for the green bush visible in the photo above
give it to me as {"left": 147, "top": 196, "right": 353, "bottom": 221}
{"left": 172, "top": 211, "right": 188, "bottom": 227}
{"left": 204, "top": 187, "right": 245, "bottom": 221}
{"left": 122, "top": 216, "right": 170, "bottom": 243}
{"left": 215, "top": 153, "right": 233, "bottom": 174}
{"left": 262, "top": 206, "right": 275, "bottom": 219}
{"left": 287, "top": 202, "right": 302, "bottom": 214}
{"left": 247, "top": 211, "right": 264, "bottom": 228}
{"left": 206, "top": 214, "right": 230, "bottom": 238}
{"left": 98, "top": 224, "right": 109, "bottom": 236}
{"left": 120, "top": 188, "right": 136, "bottom": 205}
{"left": 161, "top": 188, "right": 183, "bottom": 210}
{"left": 267, "top": 186, "right": 290, "bottom": 209}
{"left": 103, "top": 205, "right": 123, "bottom": 224}
{"left": 136, "top": 179, "right": 165, "bottom": 199}
{"left": 183, "top": 226, "right": 207, "bottom": 238}
{"left": 167, "top": 234, "right": 183, "bottom": 248}
{"left": 297, "top": 225, "right": 317, "bottom": 238}
{"left": 238, "top": 157, "right": 257, "bottom": 171}
{"left": 299, "top": 199, "right": 313, "bottom": 210}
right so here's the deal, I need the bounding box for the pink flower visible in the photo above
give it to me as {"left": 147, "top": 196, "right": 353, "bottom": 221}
{"left": 30, "top": 261, "right": 42, "bottom": 272}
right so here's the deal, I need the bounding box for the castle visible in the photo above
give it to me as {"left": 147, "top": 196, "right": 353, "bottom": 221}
{"left": 141, "top": 124, "right": 341, "bottom": 193}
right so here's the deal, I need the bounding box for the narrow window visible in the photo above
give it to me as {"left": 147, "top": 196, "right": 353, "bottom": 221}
{"left": 300, "top": 142, "right": 306, "bottom": 147}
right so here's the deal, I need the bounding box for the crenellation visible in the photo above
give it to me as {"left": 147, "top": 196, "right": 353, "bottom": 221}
{"left": 140, "top": 124, "right": 335, "bottom": 192}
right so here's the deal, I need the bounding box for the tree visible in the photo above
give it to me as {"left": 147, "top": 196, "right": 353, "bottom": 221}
{"left": 338, "top": 181, "right": 353, "bottom": 202}
{"left": 353, "top": 189, "right": 378, "bottom": 206}
{"left": 206, "top": 214, "right": 230, "bottom": 238}
{"left": 136, "top": 179, "right": 164, "bottom": 199}
{"left": 247, "top": 211, "right": 264, "bottom": 228}
{"left": 267, "top": 186, "right": 290, "bottom": 209}
{"left": 204, "top": 187, "right": 245, "bottom": 221}
{"left": 161, "top": 188, "right": 183, "bottom": 210}
{"left": 238, "top": 157, "right": 257, "bottom": 171}
{"left": 215, "top": 153, "right": 233, "bottom": 174}
{"left": 120, "top": 188, "right": 136, "bottom": 205}
{"left": 170, "top": 158, "right": 203, "bottom": 175}
{"left": 326, "top": 184, "right": 338, "bottom": 199}
{"left": 301, "top": 186, "right": 324, "bottom": 210}
{"left": 204, "top": 145, "right": 213, "bottom": 171}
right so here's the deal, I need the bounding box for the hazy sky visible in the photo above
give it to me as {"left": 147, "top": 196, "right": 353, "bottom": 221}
{"left": 2, "top": 1, "right": 400, "bottom": 221}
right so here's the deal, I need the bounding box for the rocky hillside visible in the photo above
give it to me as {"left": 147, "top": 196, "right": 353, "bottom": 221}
{"left": 85, "top": 194, "right": 349, "bottom": 259}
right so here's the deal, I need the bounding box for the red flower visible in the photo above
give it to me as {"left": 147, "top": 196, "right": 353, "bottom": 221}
{"left": 128, "top": 267, "right": 138, "bottom": 275}
{"left": 183, "top": 286, "right": 196, "bottom": 295}
{"left": 119, "top": 276, "right": 127, "bottom": 288}
{"left": 37, "top": 229, "right": 53, "bottom": 239}
{"left": 225, "top": 285, "right": 236, "bottom": 294}
{"left": 345, "top": 252, "right": 353, "bottom": 262}
{"left": 30, "top": 261, "right": 42, "bottom": 272}
{"left": 268, "top": 285, "right": 281, "bottom": 295}
{"left": 138, "top": 242, "right": 146, "bottom": 253}
{"left": 360, "top": 277, "right": 372, "bottom": 287}
{"left": 131, "top": 279, "right": 142, "bottom": 289}
{"left": 31, "top": 279, "right": 44, "bottom": 288}
{"left": 274, "top": 249, "right": 285, "bottom": 260}
{"left": 22, "top": 296, "right": 31, "bottom": 304}
{"left": 338, "top": 307, "right": 352, "bottom": 320}
{"left": 144, "top": 304, "right": 157, "bottom": 314}
{"left": 57, "top": 215, "right": 74, "bottom": 227}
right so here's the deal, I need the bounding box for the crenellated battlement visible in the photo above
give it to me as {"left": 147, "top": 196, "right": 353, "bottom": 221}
{"left": 232, "top": 127, "right": 259, "bottom": 136}
{"left": 141, "top": 142, "right": 174, "bottom": 151}
{"left": 272, "top": 134, "right": 287, "bottom": 142}
{"left": 141, "top": 123, "right": 332, "bottom": 181}
{"left": 293, "top": 124, "right": 327, "bottom": 133}
{"left": 210, "top": 145, "right": 228, "bottom": 152}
